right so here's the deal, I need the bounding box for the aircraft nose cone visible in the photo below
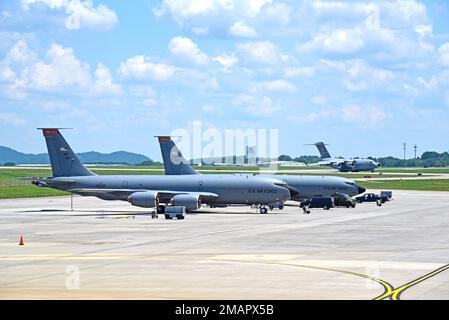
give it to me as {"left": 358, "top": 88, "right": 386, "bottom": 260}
{"left": 357, "top": 185, "right": 366, "bottom": 194}
{"left": 282, "top": 188, "right": 291, "bottom": 200}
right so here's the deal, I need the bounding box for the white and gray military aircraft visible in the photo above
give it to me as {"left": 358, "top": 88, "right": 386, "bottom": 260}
{"left": 309, "top": 142, "right": 380, "bottom": 172}
{"left": 32, "top": 129, "right": 293, "bottom": 215}
{"left": 156, "top": 136, "right": 366, "bottom": 203}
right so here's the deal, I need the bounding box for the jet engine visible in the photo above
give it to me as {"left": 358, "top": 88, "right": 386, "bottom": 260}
{"left": 127, "top": 191, "right": 159, "bottom": 208}
{"left": 338, "top": 161, "right": 355, "bottom": 172}
{"left": 170, "top": 194, "right": 201, "bottom": 211}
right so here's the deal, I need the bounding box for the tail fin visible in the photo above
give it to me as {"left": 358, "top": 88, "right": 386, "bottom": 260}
{"left": 156, "top": 136, "right": 199, "bottom": 175}
{"left": 38, "top": 128, "right": 94, "bottom": 177}
{"left": 314, "top": 142, "right": 331, "bottom": 159}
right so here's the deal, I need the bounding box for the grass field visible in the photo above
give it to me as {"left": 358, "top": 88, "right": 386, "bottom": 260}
{"left": 0, "top": 186, "right": 69, "bottom": 199}
{"left": 378, "top": 167, "right": 449, "bottom": 174}
{"left": 0, "top": 168, "right": 164, "bottom": 199}
{"left": 0, "top": 166, "right": 448, "bottom": 199}
{"left": 359, "top": 179, "right": 449, "bottom": 191}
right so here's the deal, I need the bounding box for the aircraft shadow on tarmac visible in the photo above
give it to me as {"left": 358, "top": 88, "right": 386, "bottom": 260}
{"left": 185, "top": 210, "right": 289, "bottom": 215}
{"left": 17, "top": 208, "right": 287, "bottom": 216}
{"left": 18, "top": 209, "right": 153, "bottom": 216}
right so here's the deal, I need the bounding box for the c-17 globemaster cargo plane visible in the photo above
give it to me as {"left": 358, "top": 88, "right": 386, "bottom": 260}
{"left": 156, "top": 136, "right": 366, "bottom": 203}
{"left": 310, "top": 142, "right": 380, "bottom": 172}
{"left": 32, "top": 129, "right": 292, "bottom": 216}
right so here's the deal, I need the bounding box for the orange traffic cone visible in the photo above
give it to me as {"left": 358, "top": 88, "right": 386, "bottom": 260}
{"left": 19, "top": 236, "right": 24, "bottom": 246}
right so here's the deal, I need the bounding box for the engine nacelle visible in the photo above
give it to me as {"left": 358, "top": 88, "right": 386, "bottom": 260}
{"left": 127, "top": 191, "right": 159, "bottom": 208}
{"left": 170, "top": 194, "right": 201, "bottom": 211}
{"left": 338, "top": 162, "right": 354, "bottom": 172}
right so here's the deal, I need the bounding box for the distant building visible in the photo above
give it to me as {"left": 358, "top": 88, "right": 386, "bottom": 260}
{"left": 246, "top": 145, "right": 256, "bottom": 165}
{"left": 257, "top": 160, "right": 305, "bottom": 167}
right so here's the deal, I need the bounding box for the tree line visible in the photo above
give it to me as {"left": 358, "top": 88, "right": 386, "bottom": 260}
{"left": 278, "top": 151, "right": 449, "bottom": 168}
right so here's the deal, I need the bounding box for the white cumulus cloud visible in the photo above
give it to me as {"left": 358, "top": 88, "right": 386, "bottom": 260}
{"left": 118, "top": 55, "right": 176, "bottom": 81}
{"left": 168, "top": 36, "right": 209, "bottom": 65}
{"left": 0, "top": 40, "right": 121, "bottom": 97}
{"left": 21, "top": 0, "right": 118, "bottom": 30}
{"left": 237, "top": 41, "right": 282, "bottom": 64}
{"left": 212, "top": 53, "right": 238, "bottom": 70}
{"left": 301, "top": 28, "right": 364, "bottom": 54}
{"left": 229, "top": 21, "right": 258, "bottom": 38}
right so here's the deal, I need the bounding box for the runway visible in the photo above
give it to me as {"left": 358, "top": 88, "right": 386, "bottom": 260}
{"left": 1, "top": 190, "right": 449, "bottom": 299}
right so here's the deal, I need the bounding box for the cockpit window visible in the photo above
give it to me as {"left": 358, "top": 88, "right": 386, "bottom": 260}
{"left": 275, "top": 181, "right": 288, "bottom": 187}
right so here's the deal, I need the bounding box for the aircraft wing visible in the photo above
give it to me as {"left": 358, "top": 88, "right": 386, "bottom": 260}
{"left": 307, "top": 160, "right": 335, "bottom": 167}
{"left": 67, "top": 188, "right": 219, "bottom": 201}
{"left": 327, "top": 159, "right": 356, "bottom": 166}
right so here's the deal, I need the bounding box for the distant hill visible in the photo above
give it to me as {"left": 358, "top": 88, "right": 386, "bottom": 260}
{"left": 0, "top": 146, "right": 49, "bottom": 164}
{"left": 77, "top": 151, "right": 150, "bottom": 165}
{"left": 0, "top": 146, "right": 155, "bottom": 165}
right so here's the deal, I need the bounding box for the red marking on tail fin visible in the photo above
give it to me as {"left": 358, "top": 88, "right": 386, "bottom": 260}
{"left": 43, "top": 129, "right": 59, "bottom": 136}
{"left": 158, "top": 136, "right": 171, "bottom": 142}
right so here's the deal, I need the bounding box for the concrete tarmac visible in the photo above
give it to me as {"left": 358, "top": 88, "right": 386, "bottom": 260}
{"left": 1, "top": 190, "right": 448, "bottom": 300}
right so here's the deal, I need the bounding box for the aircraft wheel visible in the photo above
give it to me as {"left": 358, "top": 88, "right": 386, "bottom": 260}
{"left": 260, "top": 207, "right": 268, "bottom": 214}
{"left": 151, "top": 211, "right": 158, "bottom": 219}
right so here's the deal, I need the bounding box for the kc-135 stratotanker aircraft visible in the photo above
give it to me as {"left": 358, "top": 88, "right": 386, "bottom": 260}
{"left": 32, "top": 129, "right": 292, "bottom": 215}
{"left": 156, "top": 136, "right": 366, "bottom": 203}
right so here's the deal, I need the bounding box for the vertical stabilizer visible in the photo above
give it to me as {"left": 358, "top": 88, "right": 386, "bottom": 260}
{"left": 314, "top": 142, "right": 332, "bottom": 159}
{"left": 38, "top": 128, "right": 94, "bottom": 177}
{"left": 156, "top": 136, "right": 199, "bottom": 175}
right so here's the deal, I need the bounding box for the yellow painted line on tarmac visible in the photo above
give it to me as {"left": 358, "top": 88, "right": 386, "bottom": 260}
{"left": 111, "top": 215, "right": 135, "bottom": 219}
{"left": 284, "top": 263, "right": 395, "bottom": 298}
{"left": 211, "top": 258, "right": 395, "bottom": 299}
{"left": 213, "top": 257, "right": 449, "bottom": 300}
{"left": 374, "top": 263, "right": 449, "bottom": 300}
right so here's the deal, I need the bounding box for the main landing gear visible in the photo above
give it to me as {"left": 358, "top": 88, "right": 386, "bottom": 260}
{"left": 259, "top": 206, "right": 269, "bottom": 214}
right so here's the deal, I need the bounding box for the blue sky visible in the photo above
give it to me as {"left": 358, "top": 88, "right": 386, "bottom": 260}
{"left": 1, "top": 0, "right": 449, "bottom": 160}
